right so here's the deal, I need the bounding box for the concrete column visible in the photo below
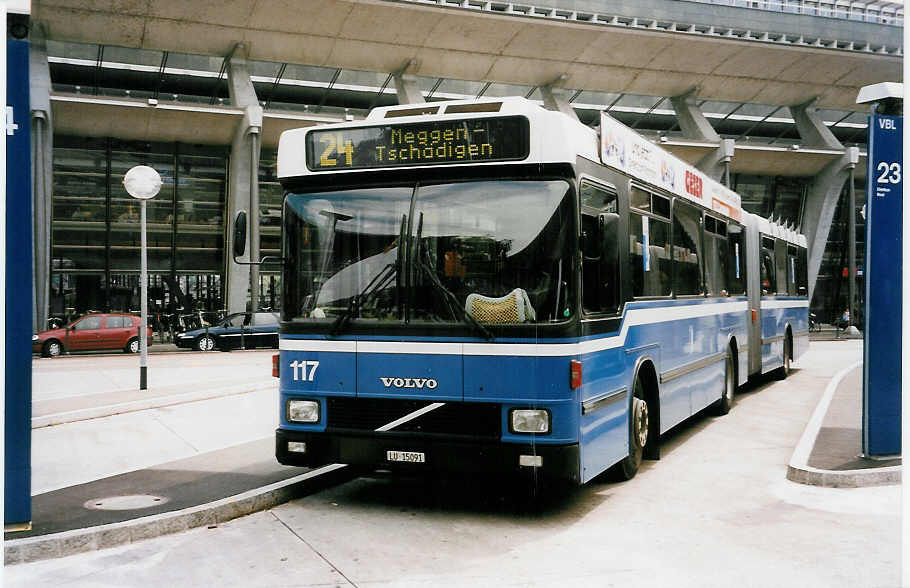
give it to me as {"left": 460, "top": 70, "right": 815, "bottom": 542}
{"left": 790, "top": 99, "right": 849, "bottom": 301}
{"left": 393, "top": 74, "right": 425, "bottom": 104}
{"left": 224, "top": 48, "right": 263, "bottom": 314}
{"left": 670, "top": 89, "right": 720, "bottom": 143}
{"left": 539, "top": 85, "right": 580, "bottom": 122}
{"left": 790, "top": 99, "right": 844, "bottom": 150}
{"left": 30, "top": 28, "right": 53, "bottom": 332}
{"left": 670, "top": 90, "right": 733, "bottom": 183}
{"left": 802, "top": 147, "right": 859, "bottom": 301}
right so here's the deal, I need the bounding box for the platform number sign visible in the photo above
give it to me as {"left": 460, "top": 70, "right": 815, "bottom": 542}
{"left": 863, "top": 113, "right": 902, "bottom": 457}
{"left": 872, "top": 117, "right": 902, "bottom": 196}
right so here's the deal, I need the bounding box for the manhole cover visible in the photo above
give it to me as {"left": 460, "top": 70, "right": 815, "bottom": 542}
{"left": 84, "top": 494, "right": 170, "bottom": 511}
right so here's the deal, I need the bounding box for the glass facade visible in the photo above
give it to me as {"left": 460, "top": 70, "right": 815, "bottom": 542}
{"left": 259, "top": 149, "right": 283, "bottom": 311}
{"left": 812, "top": 178, "right": 866, "bottom": 324}
{"left": 51, "top": 137, "right": 229, "bottom": 326}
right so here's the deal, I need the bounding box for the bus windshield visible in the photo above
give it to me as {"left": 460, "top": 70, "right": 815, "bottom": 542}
{"left": 283, "top": 179, "right": 575, "bottom": 329}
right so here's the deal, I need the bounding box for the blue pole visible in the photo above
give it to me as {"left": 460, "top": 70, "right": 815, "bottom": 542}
{"left": 5, "top": 36, "right": 34, "bottom": 530}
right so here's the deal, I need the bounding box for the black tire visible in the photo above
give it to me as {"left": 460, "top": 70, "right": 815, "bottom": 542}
{"left": 43, "top": 339, "right": 63, "bottom": 358}
{"left": 773, "top": 336, "right": 791, "bottom": 380}
{"left": 196, "top": 335, "right": 216, "bottom": 352}
{"left": 615, "top": 376, "right": 651, "bottom": 481}
{"left": 124, "top": 337, "right": 140, "bottom": 354}
{"left": 712, "top": 350, "right": 735, "bottom": 415}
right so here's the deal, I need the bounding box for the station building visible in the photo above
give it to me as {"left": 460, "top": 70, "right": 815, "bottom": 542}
{"left": 18, "top": 0, "right": 903, "bottom": 331}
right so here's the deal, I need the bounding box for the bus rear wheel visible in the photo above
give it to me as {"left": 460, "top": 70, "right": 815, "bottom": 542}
{"left": 774, "top": 337, "right": 791, "bottom": 380}
{"left": 615, "top": 376, "right": 650, "bottom": 481}
{"left": 711, "top": 350, "right": 735, "bottom": 415}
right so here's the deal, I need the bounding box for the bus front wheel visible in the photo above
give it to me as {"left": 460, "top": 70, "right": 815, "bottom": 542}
{"left": 616, "top": 377, "right": 650, "bottom": 481}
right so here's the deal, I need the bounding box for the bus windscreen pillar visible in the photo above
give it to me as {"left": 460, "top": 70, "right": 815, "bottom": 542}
{"left": 5, "top": 30, "right": 34, "bottom": 528}
{"left": 862, "top": 104, "right": 902, "bottom": 458}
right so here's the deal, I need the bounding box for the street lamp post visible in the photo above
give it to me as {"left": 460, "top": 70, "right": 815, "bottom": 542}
{"left": 123, "top": 165, "right": 162, "bottom": 391}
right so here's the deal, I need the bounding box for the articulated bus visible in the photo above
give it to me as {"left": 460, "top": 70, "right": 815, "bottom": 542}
{"left": 273, "top": 97, "right": 808, "bottom": 485}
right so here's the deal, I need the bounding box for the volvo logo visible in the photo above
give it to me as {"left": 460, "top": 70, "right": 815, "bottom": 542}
{"left": 380, "top": 377, "right": 438, "bottom": 390}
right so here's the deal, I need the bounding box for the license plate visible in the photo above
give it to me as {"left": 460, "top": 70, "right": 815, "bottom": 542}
{"left": 387, "top": 450, "right": 425, "bottom": 463}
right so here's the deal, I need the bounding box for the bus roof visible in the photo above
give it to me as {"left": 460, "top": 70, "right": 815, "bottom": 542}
{"left": 277, "top": 97, "right": 747, "bottom": 225}
{"left": 277, "top": 96, "right": 597, "bottom": 179}
{"left": 750, "top": 213, "right": 808, "bottom": 248}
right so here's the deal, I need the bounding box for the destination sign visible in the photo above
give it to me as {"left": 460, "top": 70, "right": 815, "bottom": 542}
{"left": 305, "top": 116, "right": 529, "bottom": 171}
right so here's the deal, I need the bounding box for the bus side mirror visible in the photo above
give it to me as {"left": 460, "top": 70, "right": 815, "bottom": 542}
{"left": 233, "top": 211, "right": 248, "bottom": 259}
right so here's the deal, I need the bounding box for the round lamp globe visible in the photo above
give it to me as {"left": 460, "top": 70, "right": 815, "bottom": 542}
{"left": 123, "top": 165, "right": 162, "bottom": 200}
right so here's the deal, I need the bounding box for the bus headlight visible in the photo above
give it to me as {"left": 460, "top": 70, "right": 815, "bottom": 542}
{"left": 287, "top": 400, "right": 320, "bottom": 423}
{"left": 510, "top": 409, "right": 550, "bottom": 434}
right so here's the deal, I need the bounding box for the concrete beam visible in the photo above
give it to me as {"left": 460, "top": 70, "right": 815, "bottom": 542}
{"left": 670, "top": 89, "right": 720, "bottom": 143}
{"left": 393, "top": 74, "right": 426, "bottom": 104}
{"left": 790, "top": 99, "right": 844, "bottom": 150}
{"left": 803, "top": 146, "right": 859, "bottom": 301}
{"left": 30, "top": 27, "right": 53, "bottom": 332}
{"left": 225, "top": 49, "right": 263, "bottom": 315}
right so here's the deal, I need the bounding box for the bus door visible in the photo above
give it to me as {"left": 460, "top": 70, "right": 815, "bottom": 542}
{"left": 577, "top": 181, "right": 626, "bottom": 481}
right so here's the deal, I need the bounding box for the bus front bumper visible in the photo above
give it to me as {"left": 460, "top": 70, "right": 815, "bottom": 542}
{"left": 276, "top": 429, "right": 580, "bottom": 483}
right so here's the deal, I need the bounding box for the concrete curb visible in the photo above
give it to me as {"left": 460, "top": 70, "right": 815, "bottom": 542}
{"left": 786, "top": 361, "right": 901, "bottom": 488}
{"left": 4, "top": 464, "right": 354, "bottom": 565}
{"left": 32, "top": 382, "right": 277, "bottom": 429}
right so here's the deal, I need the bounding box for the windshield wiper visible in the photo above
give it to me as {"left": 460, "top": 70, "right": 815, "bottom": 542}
{"left": 330, "top": 261, "right": 397, "bottom": 335}
{"left": 330, "top": 214, "right": 406, "bottom": 336}
{"left": 413, "top": 213, "right": 494, "bottom": 342}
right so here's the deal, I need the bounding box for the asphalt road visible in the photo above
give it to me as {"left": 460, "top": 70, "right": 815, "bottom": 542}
{"left": 6, "top": 340, "right": 900, "bottom": 587}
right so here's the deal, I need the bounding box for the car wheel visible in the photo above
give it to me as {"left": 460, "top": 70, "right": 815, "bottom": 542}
{"left": 196, "top": 335, "right": 216, "bottom": 352}
{"left": 43, "top": 339, "right": 63, "bottom": 358}
{"left": 125, "top": 337, "right": 140, "bottom": 354}
{"left": 615, "top": 376, "right": 651, "bottom": 481}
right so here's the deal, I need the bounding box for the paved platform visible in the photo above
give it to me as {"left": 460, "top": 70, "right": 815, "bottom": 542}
{"left": 787, "top": 346, "right": 901, "bottom": 488}
{"left": 5, "top": 340, "right": 900, "bottom": 565}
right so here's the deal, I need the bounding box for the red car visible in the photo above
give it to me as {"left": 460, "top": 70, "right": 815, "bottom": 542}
{"left": 32, "top": 313, "right": 152, "bottom": 357}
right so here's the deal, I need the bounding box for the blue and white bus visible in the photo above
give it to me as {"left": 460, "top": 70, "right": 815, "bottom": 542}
{"left": 273, "top": 97, "right": 808, "bottom": 484}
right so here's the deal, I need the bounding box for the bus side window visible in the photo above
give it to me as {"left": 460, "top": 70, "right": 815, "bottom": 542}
{"left": 672, "top": 199, "right": 704, "bottom": 296}
{"left": 581, "top": 184, "right": 619, "bottom": 314}
{"left": 774, "top": 238, "right": 788, "bottom": 295}
{"left": 704, "top": 216, "right": 729, "bottom": 296}
{"left": 629, "top": 212, "right": 671, "bottom": 297}
{"left": 797, "top": 246, "right": 808, "bottom": 296}
{"left": 787, "top": 244, "right": 798, "bottom": 295}
{"left": 726, "top": 223, "right": 746, "bottom": 295}
{"left": 760, "top": 251, "right": 776, "bottom": 295}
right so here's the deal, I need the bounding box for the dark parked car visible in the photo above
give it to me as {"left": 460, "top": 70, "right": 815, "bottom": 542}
{"left": 175, "top": 312, "right": 279, "bottom": 351}
{"left": 32, "top": 313, "right": 151, "bottom": 357}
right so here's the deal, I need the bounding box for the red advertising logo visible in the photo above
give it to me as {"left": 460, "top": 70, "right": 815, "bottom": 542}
{"left": 685, "top": 170, "right": 703, "bottom": 199}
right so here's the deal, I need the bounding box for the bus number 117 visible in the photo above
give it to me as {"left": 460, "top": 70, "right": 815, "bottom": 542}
{"left": 290, "top": 360, "right": 320, "bottom": 382}
{"left": 319, "top": 134, "right": 354, "bottom": 167}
